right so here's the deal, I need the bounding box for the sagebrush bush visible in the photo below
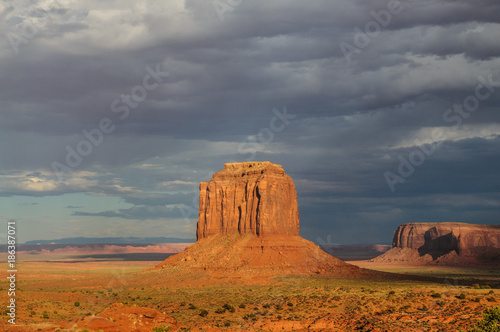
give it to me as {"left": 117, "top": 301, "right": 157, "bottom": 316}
{"left": 467, "top": 306, "right": 500, "bottom": 332}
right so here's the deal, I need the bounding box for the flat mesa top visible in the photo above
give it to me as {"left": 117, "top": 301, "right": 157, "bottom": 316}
{"left": 209, "top": 162, "right": 286, "bottom": 179}
{"left": 224, "top": 161, "right": 271, "bottom": 168}
{"left": 400, "top": 222, "right": 500, "bottom": 229}
{"left": 223, "top": 161, "right": 283, "bottom": 171}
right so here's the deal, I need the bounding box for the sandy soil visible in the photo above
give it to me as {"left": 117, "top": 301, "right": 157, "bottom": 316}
{"left": 1, "top": 256, "right": 498, "bottom": 331}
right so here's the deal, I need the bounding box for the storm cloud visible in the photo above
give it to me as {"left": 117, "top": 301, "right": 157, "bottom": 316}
{"left": 0, "top": 0, "right": 499, "bottom": 243}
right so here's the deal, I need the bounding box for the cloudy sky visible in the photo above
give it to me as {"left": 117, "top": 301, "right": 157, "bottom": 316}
{"left": 1, "top": 0, "right": 499, "bottom": 245}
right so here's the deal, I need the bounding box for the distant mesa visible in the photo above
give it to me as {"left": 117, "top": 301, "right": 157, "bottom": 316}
{"left": 155, "top": 161, "right": 365, "bottom": 278}
{"left": 23, "top": 236, "right": 194, "bottom": 245}
{"left": 372, "top": 222, "right": 500, "bottom": 266}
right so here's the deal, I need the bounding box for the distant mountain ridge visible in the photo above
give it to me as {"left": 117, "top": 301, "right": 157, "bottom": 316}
{"left": 24, "top": 237, "right": 195, "bottom": 245}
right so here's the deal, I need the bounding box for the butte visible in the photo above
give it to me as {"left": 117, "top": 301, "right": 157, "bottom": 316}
{"left": 372, "top": 222, "right": 500, "bottom": 266}
{"left": 154, "top": 162, "right": 364, "bottom": 280}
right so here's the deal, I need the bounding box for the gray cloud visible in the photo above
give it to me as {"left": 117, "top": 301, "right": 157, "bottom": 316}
{"left": 1, "top": 0, "right": 499, "bottom": 243}
{"left": 72, "top": 205, "right": 185, "bottom": 220}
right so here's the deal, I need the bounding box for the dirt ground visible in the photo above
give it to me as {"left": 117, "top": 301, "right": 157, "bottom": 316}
{"left": 1, "top": 256, "right": 499, "bottom": 331}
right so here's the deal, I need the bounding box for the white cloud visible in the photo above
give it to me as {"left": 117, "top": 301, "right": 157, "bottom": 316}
{"left": 132, "top": 163, "right": 165, "bottom": 170}
{"left": 0, "top": 170, "right": 99, "bottom": 194}
{"left": 393, "top": 123, "right": 500, "bottom": 149}
{"left": 158, "top": 180, "right": 198, "bottom": 188}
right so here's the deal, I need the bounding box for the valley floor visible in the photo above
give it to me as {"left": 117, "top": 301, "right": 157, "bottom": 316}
{"left": 1, "top": 255, "right": 499, "bottom": 331}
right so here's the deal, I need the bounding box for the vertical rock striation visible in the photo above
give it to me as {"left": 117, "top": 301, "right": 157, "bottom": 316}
{"left": 196, "top": 161, "right": 300, "bottom": 240}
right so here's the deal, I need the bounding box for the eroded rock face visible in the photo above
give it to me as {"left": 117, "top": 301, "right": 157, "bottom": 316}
{"left": 392, "top": 222, "right": 500, "bottom": 259}
{"left": 197, "top": 161, "right": 300, "bottom": 240}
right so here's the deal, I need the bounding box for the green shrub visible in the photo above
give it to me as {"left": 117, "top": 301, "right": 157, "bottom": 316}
{"left": 239, "top": 303, "right": 246, "bottom": 309}
{"left": 199, "top": 309, "right": 208, "bottom": 317}
{"left": 74, "top": 302, "right": 80, "bottom": 307}
{"left": 458, "top": 293, "right": 466, "bottom": 300}
{"left": 152, "top": 325, "right": 171, "bottom": 332}
{"left": 222, "top": 304, "right": 235, "bottom": 313}
{"left": 431, "top": 293, "right": 442, "bottom": 298}
{"left": 468, "top": 306, "right": 500, "bottom": 332}
{"left": 388, "top": 290, "right": 395, "bottom": 295}
{"left": 188, "top": 304, "right": 197, "bottom": 310}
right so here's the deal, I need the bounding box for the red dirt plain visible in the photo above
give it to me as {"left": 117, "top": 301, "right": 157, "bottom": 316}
{"left": 1, "top": 250, "right": 499, "bottom": 331}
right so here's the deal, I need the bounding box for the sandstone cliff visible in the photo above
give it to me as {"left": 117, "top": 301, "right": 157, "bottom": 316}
{"left": 197, "top": 161, "right": 299, "bottom": 240}
{"left": 373, "top": 222, "right": 500, "bottom": 265}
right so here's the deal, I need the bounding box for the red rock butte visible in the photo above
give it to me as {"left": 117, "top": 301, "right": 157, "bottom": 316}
{"left": 197, "top": 161, "right": 299, "bottom": 239}
{"left": 155, "top": 162, "right": 366, "bottom": 279}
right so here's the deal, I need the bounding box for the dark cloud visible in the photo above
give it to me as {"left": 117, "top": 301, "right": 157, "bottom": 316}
{"left": 1, "top": 0, "right": 499, "bottom": 243}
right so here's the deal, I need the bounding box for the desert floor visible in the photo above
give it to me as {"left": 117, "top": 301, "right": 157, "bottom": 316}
{"left": 1, "top": 254, "right": 499, "bottom": 331}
